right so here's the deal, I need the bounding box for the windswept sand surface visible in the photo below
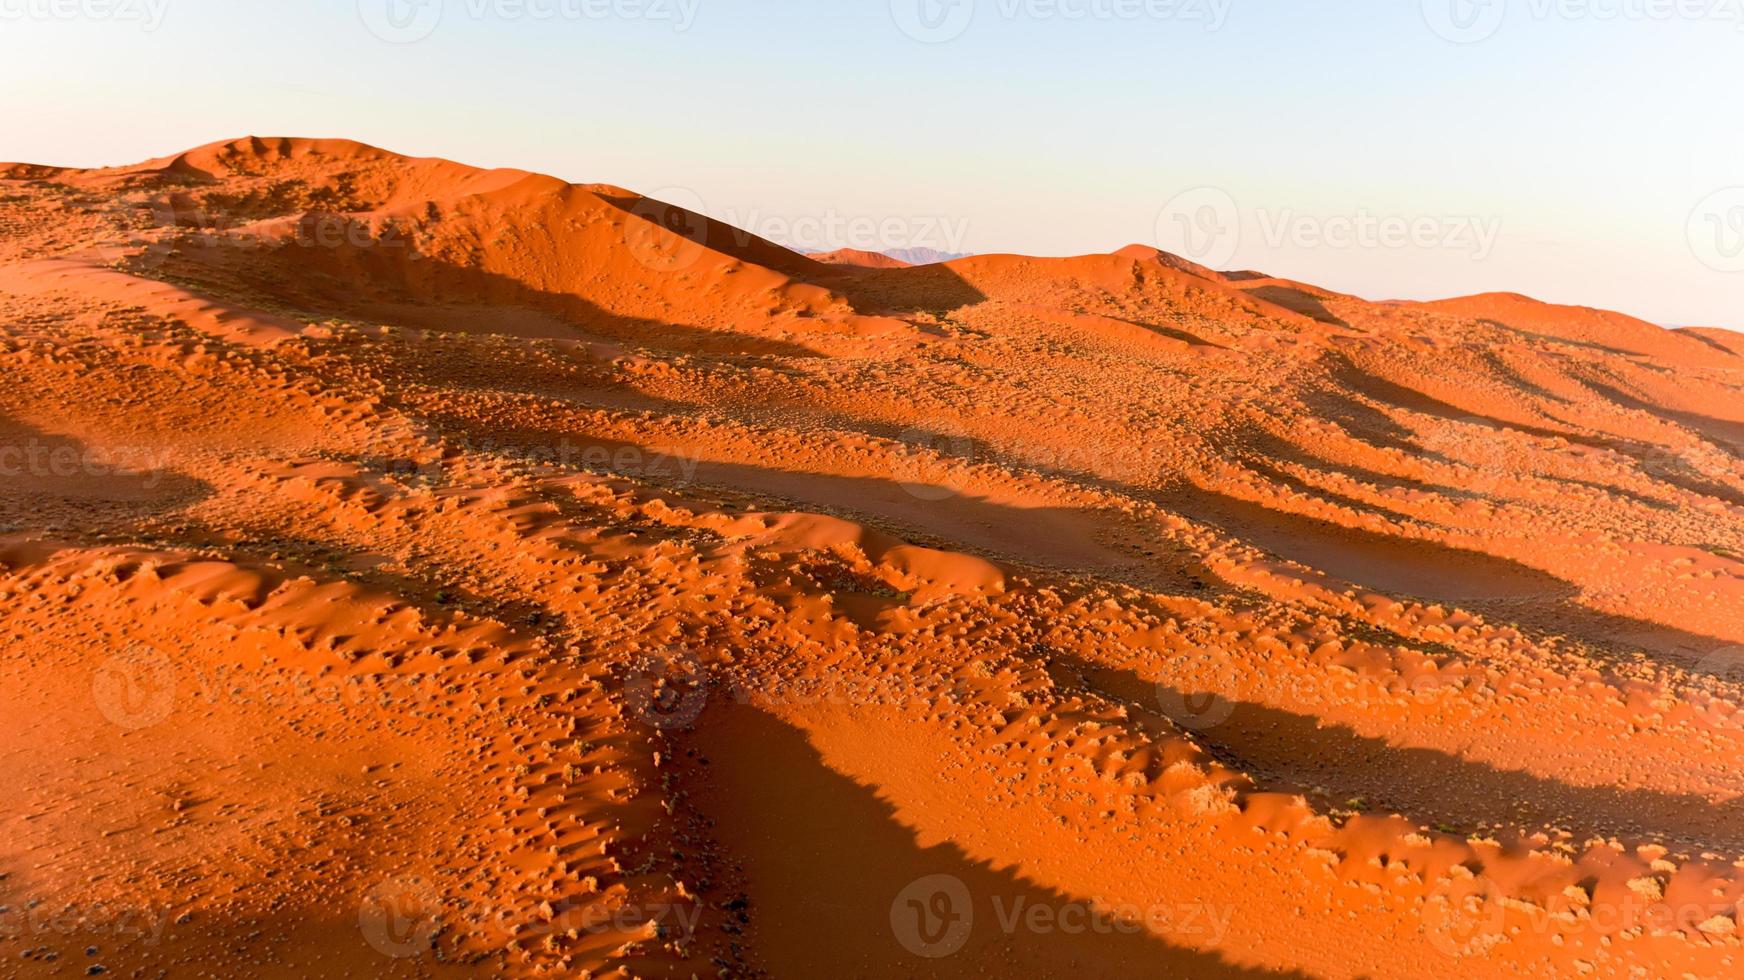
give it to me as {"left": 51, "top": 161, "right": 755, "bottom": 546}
{"left": 4, "top": 137, "right": 1744, "bottom": 978}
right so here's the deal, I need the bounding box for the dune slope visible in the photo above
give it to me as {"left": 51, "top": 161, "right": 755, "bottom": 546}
{"left": 4, "top": 137, "right": 1744, "bottom": 978}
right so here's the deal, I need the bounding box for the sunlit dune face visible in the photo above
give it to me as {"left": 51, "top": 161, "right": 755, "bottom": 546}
{"left": 3, "top": 137, "right": 1744, "bottom": 978}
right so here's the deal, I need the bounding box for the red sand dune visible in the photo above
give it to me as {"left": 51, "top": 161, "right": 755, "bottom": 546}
{"left": 4, "top": 136, "right": 1744, "bottom": 978}
{"left": 810, "top": 247, "right": 913, "bottom": 269}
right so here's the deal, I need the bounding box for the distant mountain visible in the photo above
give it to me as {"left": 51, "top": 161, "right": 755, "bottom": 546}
{"left": 881, "top": 246, "right": 971, "bottom": 265}
{"left": 809, "top": 248, "right": 912, "bottom": 269}
{"left": 801, "top": 246, "right": 971, "bottom": 266}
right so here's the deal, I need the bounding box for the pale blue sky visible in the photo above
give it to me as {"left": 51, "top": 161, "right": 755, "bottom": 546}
{"left": 2, "top": 0, "right": 1740, "bottom": 326}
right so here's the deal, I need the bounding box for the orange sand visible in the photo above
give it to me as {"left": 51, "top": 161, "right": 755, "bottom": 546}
{"left": 2, "top": 136, "right": 1744, "bottom": 978}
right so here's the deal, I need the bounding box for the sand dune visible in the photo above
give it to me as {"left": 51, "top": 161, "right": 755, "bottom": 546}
{"left": 810, "top": 248, "right": 913, "bottom": 269}
{"left": 3, "top": 136, "right": 1744, "bottom": 977}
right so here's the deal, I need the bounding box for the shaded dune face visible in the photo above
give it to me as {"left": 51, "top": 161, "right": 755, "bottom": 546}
{"left": 3, "top": 135, "right": 1744, "bottom": 978}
